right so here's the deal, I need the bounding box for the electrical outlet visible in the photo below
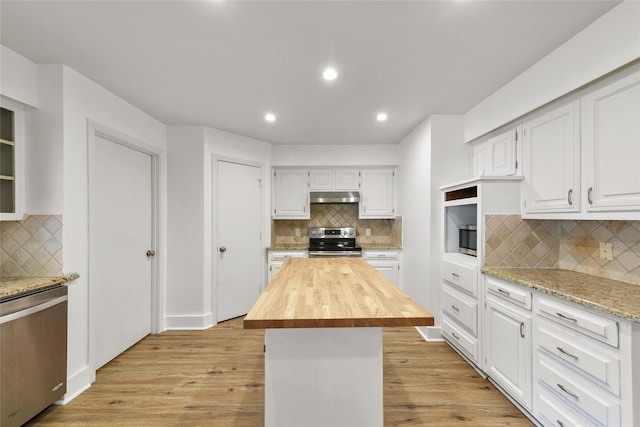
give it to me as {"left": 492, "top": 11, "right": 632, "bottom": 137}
{"left": 365, "top": 228, "right": 371, "bottom": 236}
{"left": 599, "top": 242, "right": 613, "bottom": 261}
{"left": 295, "top": 228, "right": 300, "bottom": 237}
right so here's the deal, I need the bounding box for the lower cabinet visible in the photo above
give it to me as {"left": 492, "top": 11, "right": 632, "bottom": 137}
{"left": 484, "top": 277, "right": 533, "bottom": 410}
{"left": 267, "top": 250, "right": 307, "bottom": 282}
{"left": 363, "top": 250, "right": 401, "bottom": 287}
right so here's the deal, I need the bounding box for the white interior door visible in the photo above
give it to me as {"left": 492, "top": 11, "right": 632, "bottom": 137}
{"left": 91, "top": 134, "right": 153, "bottom": 369}
{"left": 217, "top": 160, "right": 262, "bottom": 322}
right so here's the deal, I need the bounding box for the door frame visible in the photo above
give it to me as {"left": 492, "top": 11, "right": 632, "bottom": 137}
{"left": 212, "top": 155, "right": 265, "bottom": 325}
{"left": 87, "top": 121, "right": 166, "bottom": 379}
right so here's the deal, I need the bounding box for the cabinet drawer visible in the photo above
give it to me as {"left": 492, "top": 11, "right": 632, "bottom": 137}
{"left": 442, "top": 257, "right": 477, "bottom": 296}
{"left": 536, "top": 386, "right": 598, "bottom": 427}
{"left": 269, "top": 251, "right": 307, "bottom": 261}
{"left": 537, "top": 320, "right": 620, "bottom": 396}
{"left": 442, "top": 285, "right": 477, "bottom": 335}
{"left": 442, "top": 315, "right": 478, "bottom": 363}
{"left": 537, "top": 353, "right": 621, "bottom": 426}
{"left": 537, "top": 296, "right": 618, "bottom": 348}
{"left": 486, "top": 276, "right": 532, "bottom": 310}
{"left": 363, "top": 250, "right": 400, "bottom": 260}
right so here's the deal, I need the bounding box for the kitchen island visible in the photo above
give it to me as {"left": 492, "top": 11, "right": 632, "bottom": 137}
{"left": 244, "top": 257, "right": 433, "bottom": 427}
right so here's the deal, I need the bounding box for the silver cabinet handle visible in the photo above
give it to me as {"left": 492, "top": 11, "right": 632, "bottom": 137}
{"left": 146, "top": 250, "right": 156, "bottom": 257}
{"left": 451, "top": 332, "right": 460, "bottom": 341}
{"left": 556, "top": 312, "right": 577, "bottom": 322}
{"left": 451, "top": 272, "right": 460, "bottom": 279}
{"left": 520, "top": 322, "right": 525, "bottom": 338}
{"left": 219, "top": 246, "right": 227, "bottom": 253}
{"left": 557, "top": 383, "right": 579, "bottom": 399}
{"left": 567, "top": 189, "right": 573, "bottom": 205}
{"left": 497, "top": 288, "right": 511, "bottom": 296}
{"left": 588, "top": 187, "right": 593, "bottom": 205}
{"left": 557, "top": 347, "right": 579, "bottom": 360}
{"left": 557, "top": 420, "right": 565, "bottom": 427}
{"left": 451, "top": 305, "right": 460, "bottom": 312}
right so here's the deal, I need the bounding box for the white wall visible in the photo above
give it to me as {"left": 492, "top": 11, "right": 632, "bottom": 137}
{"left": 398, "top": 115, "right": 468, "bottom": 339}
{"left": 165, "top": 126, "right": 271, "bottom": 329}
{"left": 464, "top": 1, "right": 640, "bottom": 142}
{"left": 271, "top": 144, "right": 399, "bottom": 166}
{"left": 0, "top": 45, "right": 38, "bottom": 107}
{"left": 61, "top": 65, "right": 167, "bottom": 400}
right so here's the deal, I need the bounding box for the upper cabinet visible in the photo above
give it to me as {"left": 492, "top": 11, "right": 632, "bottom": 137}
{"left": 0, "top": 99, "right": 24, "bottom": 221}
{"left": 272, "top": 169, "right": 309, "bottom": 219}
{"left": 582, "top": 70, "right": 640, "bottom": 213}
{"left": 309, "top": 168, "right": 360, "bottom": 191}
{"left": 521, "top": 67, "right": 640, "bottom": 220}
{"left": 522, "top": 101, "right": 581, "bottom": 215}
{"left": 473, "top": 127, "right": 521, "bottom": 178}
{"left": 359, "top": 168, "right": 396, "bottom": 219}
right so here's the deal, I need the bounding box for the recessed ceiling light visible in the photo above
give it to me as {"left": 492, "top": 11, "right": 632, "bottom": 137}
{"left": 376, "top": 112, "right": 388, "bottom": 122}
{"left": 323, "top": 67, "right": 338, "bottom": 81}
{"left": 265, "top": 113, "right": 276, "bottom": 122}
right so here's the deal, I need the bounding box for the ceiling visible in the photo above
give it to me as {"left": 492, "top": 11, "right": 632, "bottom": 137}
{"left": 0, "top": 1, "right": 620, "bottom": 145}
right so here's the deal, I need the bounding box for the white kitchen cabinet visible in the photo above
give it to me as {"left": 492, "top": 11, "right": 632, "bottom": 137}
{"left": 363, "top": 250, "right": 401, "bottom": 288}
{"left": 522, "top": 101, "right": 581, "bottom": 215}
{"left": 267, "top": 250, "right": 307, "bottom": 282}
{"left": 582, "top": 69, "right": 640, "bottom": 213}
{"left": 473, "top": 127, "right": 520, "bottom": 178}
{"left": 309, "top": 168, "right": 360, "bottom": 191}
{"left": 272, "top": 169, "right": 309, "bottom": 219}
{"left": 484, "top": 276, "right": 533, "bottom": 410}
{"left": 0, "top": 99, "right": 24, "bottom": 221}
{"left": 359, "top": 168, "right": 396, "bottom": 219}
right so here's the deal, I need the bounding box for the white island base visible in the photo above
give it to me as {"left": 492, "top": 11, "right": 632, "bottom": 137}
{"left": 265, "top": 327, "right": 383, "bottom": 427}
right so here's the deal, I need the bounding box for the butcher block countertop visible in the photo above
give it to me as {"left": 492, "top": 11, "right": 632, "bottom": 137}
{"left": 244, "top": 258, "right": 433, "bottom": 329}
{"left": 482, "top": 267, "right": 640, "bottom": 323}
{"left": 0, "top": 274, "right": 79, "bottom": 300}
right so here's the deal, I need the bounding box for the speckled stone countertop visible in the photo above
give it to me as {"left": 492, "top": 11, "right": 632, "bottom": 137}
{"left": 482, "top": 268, "right": 640, "bottom": 323}
{"left": 268, "top": 244, "right": 402, "bottom": 250}
{"left": 0, "top": 274, "right": 79, "bottom": 300}
{"left": 358, "top": 244, "right": 402, "bottom": 250}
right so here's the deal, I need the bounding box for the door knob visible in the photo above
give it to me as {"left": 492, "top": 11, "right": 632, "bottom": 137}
{"left": 146, "top": 250, "right": 156, "bottom": 257}
{"left": 219, "top": 246, "right": 227, "bottom": 253}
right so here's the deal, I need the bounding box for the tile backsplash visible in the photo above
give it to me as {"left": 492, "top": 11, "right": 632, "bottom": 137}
{"left": 0, "top": 215, "right": 63, "bottom": 276}
{"left": 272, "top": 203, "right": 402, "bottom": 247}
{"left": 485, "top": 215, "right": 640, "bottom": 285}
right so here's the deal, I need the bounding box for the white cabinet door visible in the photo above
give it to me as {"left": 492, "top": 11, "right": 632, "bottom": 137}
{"left": 485, "top": 295, "right": 532, "bottom": 410}
{"left": 371, "top": 264, "right": 399, "bottom": 286}
{"left": 360, "top": 168, "right": 396, "bottom": 218}
{"left": 473, "top": 127, "right": 519, "bottom": 177}
{"left": 334, "top": 168, "right": 360, "bottom": 190}
{"left": 523, "top": 101, "right": 581, "bottom": 215}
{"left": 582, "top": 70, "right": 640, "bottom": 212}
{"left": 309, "top": 169, "right": 334, "bottom": 190}
{"left": 272, "top": 169, "right": 309, "bottom": 219}
{"left": 0, "top": 101, "right": 24, "bottom": 221}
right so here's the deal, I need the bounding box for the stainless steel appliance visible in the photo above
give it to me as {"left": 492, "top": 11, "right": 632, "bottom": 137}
{"left": 459, "top": 224, "right": 477, "bottom": 256}
{"left": 1, "top": 285, "right": 68, "bottom": 427}
{"left": 308, "top": 227, "right": 362, "bottom": 257}
{"left": 309, "top": 191, "right": 360, "bottom": 204}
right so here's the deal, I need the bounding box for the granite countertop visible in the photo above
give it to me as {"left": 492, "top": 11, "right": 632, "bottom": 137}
{"left": 482, "top": 267, "right": 640, "bottom": 323}
{"left": 358, "top": 243, "right": 402, "bottom": 250}
{"left": 268, "top": 244, "right": 402, "bottom": 250}
{"left": 0, "top": 274, "right": 79, "bottom": 300}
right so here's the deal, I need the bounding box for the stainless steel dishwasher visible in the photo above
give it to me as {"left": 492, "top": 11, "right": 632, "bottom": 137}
{"left": 1, "top": 285, "right": 68, "bottom": 427}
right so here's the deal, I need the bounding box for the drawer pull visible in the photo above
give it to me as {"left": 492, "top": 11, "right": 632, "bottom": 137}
{"left": 451, "top": 305, "right": 460, "bottom": 312}
{"left": 556, "top": 421, "right": 565, "bottom": 427}
{"left": 497, "top": 288, "right": 511, "bottom": 296}
{"left": 451, "top": 272, "right": 460, "bottom": 279}
{"left": 557, "top": 383, "right": 579, "bottom": 399}
{"left": 556, "top": 346, "right": 579, "bottom": 360}
{"left": 520, "top": 322, "right": 525, "bottom": 338}
{"left": 556, "top": 312, "right": 578, "bottom": 323}
{"left": 451, "top": 332, "right": 460, "bottom": 341}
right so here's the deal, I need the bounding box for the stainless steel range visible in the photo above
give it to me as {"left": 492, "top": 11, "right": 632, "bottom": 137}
{"left": 308, "top": 227, "right": 362, "bottom": 258}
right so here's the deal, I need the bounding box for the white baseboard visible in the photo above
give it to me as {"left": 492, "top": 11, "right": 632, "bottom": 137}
{"left": 165, "top": 312, "right": 214, "bottom": 330}
{"left": 59, "top": 365, "right": 93, "bottom": 404}
{"left": 415, "top": 325, "right": 443, "bottom": 342}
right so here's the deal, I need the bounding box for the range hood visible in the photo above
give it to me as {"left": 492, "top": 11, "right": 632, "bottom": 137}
{"left": 309, "top": 191, "right": 360, "bottom": 204}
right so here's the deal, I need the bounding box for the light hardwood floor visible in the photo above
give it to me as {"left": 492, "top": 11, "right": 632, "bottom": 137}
{"left": 28, "top": 317, "right": 532, "bottom": 426}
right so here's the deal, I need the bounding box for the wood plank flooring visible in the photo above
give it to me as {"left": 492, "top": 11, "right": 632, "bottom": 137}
{"left": 27, "top": 317, "right": 532, "bottom": 426}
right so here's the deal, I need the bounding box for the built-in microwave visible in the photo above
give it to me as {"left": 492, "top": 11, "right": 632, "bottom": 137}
{"left": 459, "top": 225, "right": 477, "bottom": 256}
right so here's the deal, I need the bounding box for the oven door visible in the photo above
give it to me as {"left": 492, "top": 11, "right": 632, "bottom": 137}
{"left": 308, "top": 251, "right": 362, "bottom": 258}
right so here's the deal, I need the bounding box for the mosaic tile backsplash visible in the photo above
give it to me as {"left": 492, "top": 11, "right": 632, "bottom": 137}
{"left": 272, "top": 203, "right": 402, "bottom": 247}
{"left": 0, "top": 215, "right": 63, "bottom": 276}
{"left": 485, "top": 215, "right": 640, "bottom": 285}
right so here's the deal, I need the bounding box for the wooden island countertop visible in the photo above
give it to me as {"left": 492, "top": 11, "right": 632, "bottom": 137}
{"left": 244, "top": 257, "right": 434, "bottom": 329}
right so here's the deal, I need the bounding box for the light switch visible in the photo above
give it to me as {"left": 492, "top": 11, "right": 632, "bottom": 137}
{"left": 295, "top": 228, "right": 301, "bottom": 237}
{"left": 365, "top": 228, "right": 371, "bottom": 236}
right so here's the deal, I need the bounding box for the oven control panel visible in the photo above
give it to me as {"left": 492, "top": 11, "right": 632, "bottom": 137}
{"left": 309, "top": 227, "right": 356, "bottom": 238}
